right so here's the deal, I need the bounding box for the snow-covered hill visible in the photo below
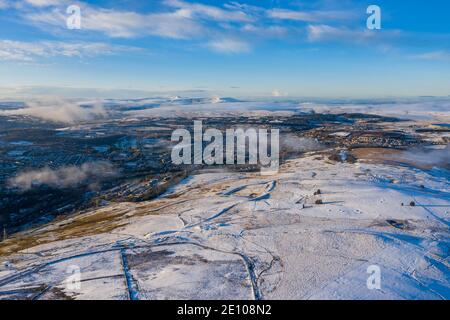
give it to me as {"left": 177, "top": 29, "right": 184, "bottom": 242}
{"left": 0, "top": 154, "right": 448, "bottom": 300}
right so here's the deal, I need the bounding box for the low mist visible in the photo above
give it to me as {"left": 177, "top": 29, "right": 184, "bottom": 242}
{"left": 8, "top": 161, "right": 118, "bottom": 191}
{"left": 281, "top": 134, "right": 325, "bottom": 153}
{"left": 0, "top": 97, "right": 108, "bottom": 123}
{"left": 399, "top": 145, "right": 450, "bottom": 169}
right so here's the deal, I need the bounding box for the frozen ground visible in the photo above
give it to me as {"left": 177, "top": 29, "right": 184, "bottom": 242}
{"left": 0, "top": 155, "right": 449, "bottom": 300}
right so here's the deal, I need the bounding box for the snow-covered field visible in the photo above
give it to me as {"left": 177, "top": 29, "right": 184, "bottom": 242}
{"left": 0, "top": 154, "right": 448, "bottom": 300}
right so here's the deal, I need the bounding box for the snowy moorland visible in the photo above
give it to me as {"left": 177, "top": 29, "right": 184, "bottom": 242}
{"left": 0, "top": 153, "right": 448, "bottom": 300}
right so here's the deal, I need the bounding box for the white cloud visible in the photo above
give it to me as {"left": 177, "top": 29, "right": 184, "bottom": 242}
{"left": 0, "top": 39, "right": 133, "bottom": 61}
{"left": 307, "top": 24, "right": 373, "bottom": 42}
{"left": 412, "top": 51, "right": 450, "bottom": 61}
{"left": 25, "top": 0, "right": 65, "bottom": 7}
{"left": 207, "top": 38, "right": 250, "bottom": 53}
{"left": 0, "top": 97, "right": 108, "bottom": 123}
{"left": 0, "top": 0, "right": 9, "bottom": 9}
{"left": 281, "top": 135, "right": 324, "bottom": 153}
{"left": 165, "top": 0, "right": 252, "bottom": 22}
{"left": 21, "top": 0, "right": 253, "bottom": 40}
{"left": 241, "top": 24, "right": 287, "bottom": 37}
{"left": 25, "top": 5, "right": 204, "bottom": 39}
{"left": 396, "top": 145, "right": 450, "bottom": 168}
{"left": 267, "top": 8, "right": 355, "bottom": 23}
{"left": 9, "top": 161, "right": 118, "bottom": 191}
{"left": 271, "top": 90, "right": 288, "bottom": 97}
{"left": 20, "top": 0, "right": 253, "bottom": 44}
{"left": 6, "top": 0, "right": 441, "bottom": 58}
{"left": 306, "top": 24, "right": 404, "bottom": 47}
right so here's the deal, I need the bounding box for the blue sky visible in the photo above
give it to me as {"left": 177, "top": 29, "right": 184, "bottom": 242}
{"left": 1, "top": 0, "right": 450, "bottom": 98}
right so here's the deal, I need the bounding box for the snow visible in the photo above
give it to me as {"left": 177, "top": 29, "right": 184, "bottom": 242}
{"left": 0, "top": 155, "right": 449, "bottom": 300}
